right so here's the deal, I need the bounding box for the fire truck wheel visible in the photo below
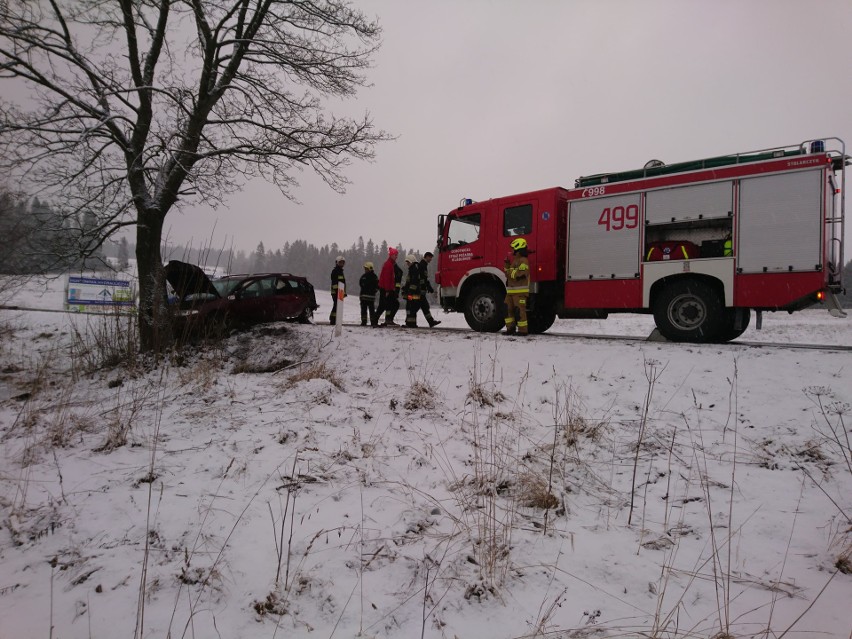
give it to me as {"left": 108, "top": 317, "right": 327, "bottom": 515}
{"left": 653, "top": 279, "right": 723, "bottom": 343}
{"left": 528, "top": 308, "right": 556, "bottom": 334}
{"left": 464, "top": 283, "right": 505, "bottom": 332}
{"left": 718, "top": 308, "right": 750, "bottom": 342}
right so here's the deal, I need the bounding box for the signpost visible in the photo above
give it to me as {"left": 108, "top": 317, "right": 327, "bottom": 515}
{"left": 65, "top": 276, "right": 135, "bottom": 313}
{"left": 334, "top": 282, "right": 345, "bottom": 336}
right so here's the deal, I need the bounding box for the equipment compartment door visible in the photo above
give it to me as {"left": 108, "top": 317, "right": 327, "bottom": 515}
{"left": 646, "top": 181, "right": 732, "bottom": 224}
{"left": 738, "top": 169, "right": 822, "bottom": 274}
{"left": 568, "top": 194, "right": 642, "bottom": 280}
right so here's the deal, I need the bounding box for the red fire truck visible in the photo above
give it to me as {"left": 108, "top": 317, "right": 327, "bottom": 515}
{"left": 435, "top": 138, "right": 848, "bottom": 342}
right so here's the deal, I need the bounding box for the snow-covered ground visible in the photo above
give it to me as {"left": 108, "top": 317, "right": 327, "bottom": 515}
{"left": 0, "top": 274, "right": 850, "bottom": 639}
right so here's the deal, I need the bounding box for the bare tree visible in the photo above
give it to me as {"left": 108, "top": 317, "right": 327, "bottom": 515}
{"left": 0, "top": 0, "right": 389, "bottom": 350}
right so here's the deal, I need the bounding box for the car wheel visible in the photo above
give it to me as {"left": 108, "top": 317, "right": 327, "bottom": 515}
{"left": 653, "top": 279, "right": 723, "bottom": 343}
{"left": 463, "top": 283, "right": 504, "bottom": 332}
{"left": 298, "top": 307, "right": 314, "bottom": 324}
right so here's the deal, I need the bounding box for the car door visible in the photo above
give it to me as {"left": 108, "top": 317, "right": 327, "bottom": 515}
{"left": 272, "top": 276, "right": 304, "bottom": 319}
{"left": 231, "top": 277, "right": 276, "bottom": 324}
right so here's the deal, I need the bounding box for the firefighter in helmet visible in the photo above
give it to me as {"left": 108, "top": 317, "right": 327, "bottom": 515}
{"left": 329, "top": 255, "right": 346, "bottom": 324}
{"left": 503, "top": 237, "right": 530, "bottom": 335}
{"left": 417, "top": 251, "right": 441, "bottom": 327}
{"left": 403, "top": 254, "right": 422, "bottom": 327}
{"left": 359, "top": 261, "right": 379, "bottom": 326}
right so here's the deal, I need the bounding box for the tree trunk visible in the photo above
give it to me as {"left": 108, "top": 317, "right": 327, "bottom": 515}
{"left": 136, "top": 209, "right": 171, "bottom": 352}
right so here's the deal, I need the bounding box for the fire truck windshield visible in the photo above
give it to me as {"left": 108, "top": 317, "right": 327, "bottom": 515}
{"left": 445, "top": 213, "right": 480, "bottom": 250}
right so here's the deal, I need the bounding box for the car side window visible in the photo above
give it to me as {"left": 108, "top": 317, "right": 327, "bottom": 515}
{"left": 257, "top": 278, "right": 276, "bottom": 297}
{"left": 276, "top": 278, "right": 297, "bottom": 294}
{"left": 242, "top": 278, "right": 274, "bottom": 298}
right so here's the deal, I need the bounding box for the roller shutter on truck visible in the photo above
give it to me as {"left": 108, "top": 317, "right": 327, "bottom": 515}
{"left": 737, "top": 168, "right": 823, "bottom": 274}
{"left": 645, "top": 181, "right": 732, "bottom": 224}
{"left": 567, "top": 194, "right": 642, "bottom": 280}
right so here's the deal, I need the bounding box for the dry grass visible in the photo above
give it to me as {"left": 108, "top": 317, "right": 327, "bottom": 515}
{"left": 18, "top": 350, "right": 58, "bottom": 399}
{"left": 516, "top": 471, "right": 559, "bottom": 510}
{"left": 405, "top": 380, "right": 437, "bottom": 411}
{"left": 282, "top": 360, "right": 343, "bottom": 390}
{"left": 836, "top": 542, "right": 852, "bottom": 574}
{"left": 402, "top": 348, "right": 442, "bottom": 412}
{"left": 68, "top": 311, "right": 139, "bottom": 374}
{"left": 467, "top": 376, "right": 505, "bottom": 407}
{"left": 233, "top": 358, "right": 295, "bottom": 374}
{"left": 95, "top": 383, "right": 156, "bottom": 453}
{"left": 252, "top": 590, "right": 289, "bottom": 617}
{"left": 8, "top": 384, "right": 98, "bottom": 468}
{"left": 176, "top": 356, "right": 222, "bottom": 392}
{"left": 459, "top": 366, "right": 525, "bottom": 599}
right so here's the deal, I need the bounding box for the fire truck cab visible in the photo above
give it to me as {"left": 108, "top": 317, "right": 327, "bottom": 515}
{"left": 435, "top": 138, "right": 847, "bottom": 343}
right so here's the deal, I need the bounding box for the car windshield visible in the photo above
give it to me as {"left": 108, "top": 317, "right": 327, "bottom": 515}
{"left": 212, "top": 278, "right": 241, "bottom": 297}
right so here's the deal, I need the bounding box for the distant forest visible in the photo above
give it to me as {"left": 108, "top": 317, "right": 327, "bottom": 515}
{"left": 0, "top": 191, "right": 106, "bottom": 273}
{"left": 154, "top": 237, "right": 432, "bottom": 297}
{"left": 0, "top": 189, "right": 432, "bottom": 295}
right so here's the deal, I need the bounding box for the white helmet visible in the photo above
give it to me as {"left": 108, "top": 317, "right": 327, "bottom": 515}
{"left": 404, "top": 254, "right": 417, "bottom": 264}
{"left": 336, "top": 255, "right": 345, "bottom": 263}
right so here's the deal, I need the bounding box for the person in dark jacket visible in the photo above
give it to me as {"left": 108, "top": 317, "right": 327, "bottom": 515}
{"left": 403, "top": 254, "right": 422, "bottom": 327}
{"left": 417, "top": 251, "right": 441, "bottom": 328}
{"left": 329, "top": 255, "right": 346, "bottom": 324}
{"left": 358, "top": 261, "right": 379, "bottom": 326}
{"left": 376, "top": 247, "right": 400, "bottom": 326}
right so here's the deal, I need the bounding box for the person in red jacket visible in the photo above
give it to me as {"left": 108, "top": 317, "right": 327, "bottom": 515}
{"left": 375, "top": 247, "right": 401, "bottom": 326}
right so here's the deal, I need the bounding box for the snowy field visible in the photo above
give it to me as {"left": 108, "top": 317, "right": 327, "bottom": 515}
{"left": 0, "top": 275, "right": 850, "bottom": 639}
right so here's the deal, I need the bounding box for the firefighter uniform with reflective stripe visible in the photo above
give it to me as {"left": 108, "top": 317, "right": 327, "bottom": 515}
{"left": 504, "top": 246, "right": 530, "bottom": 335}
{"left": 403, "top": 255, "right": 422, "bottom": 327}
{"left": 329, "top": 257, "right": 346, "bottom": 324}
{"left": 359, "top": 262, "right": 379, "bottom": 326}
{"left": 418, "top": 253, "right": 441, "bottom": 327}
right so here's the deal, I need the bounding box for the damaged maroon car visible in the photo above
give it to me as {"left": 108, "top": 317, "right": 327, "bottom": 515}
{"left": 165, "top": 260, "right": 318, "bottom": 332}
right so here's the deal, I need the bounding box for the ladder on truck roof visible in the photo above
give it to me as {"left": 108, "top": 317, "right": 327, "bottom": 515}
{"left": 574, "top": 138, "right": 846, "bottom": 188}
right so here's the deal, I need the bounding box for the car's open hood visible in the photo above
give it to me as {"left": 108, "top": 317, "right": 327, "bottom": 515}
{"left": 164, "top": 260, "right": 220, "bottom": 299}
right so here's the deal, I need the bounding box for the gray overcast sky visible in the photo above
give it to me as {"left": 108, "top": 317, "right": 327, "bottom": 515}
{"left": 169, "top": 0, "right": 852, "bottom": 254}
